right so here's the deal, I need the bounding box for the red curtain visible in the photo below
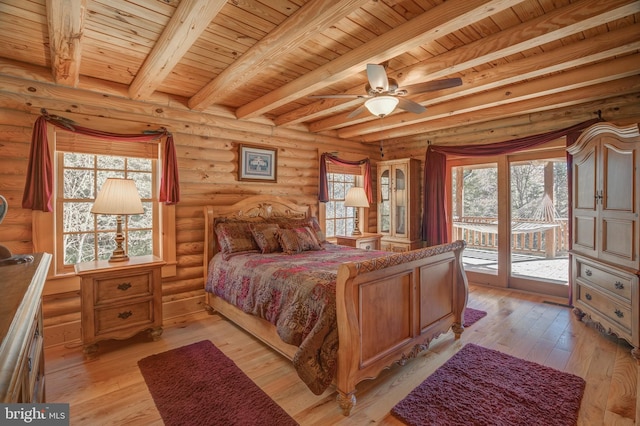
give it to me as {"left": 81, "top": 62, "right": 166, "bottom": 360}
{"left": 22, "top": 111, "right": 180, "bottom": 212}
{"left": 422, "top": 118, "right": 601, "bottom": 246}
{"left": 318, "top": 153, "right": 373, "bottom": 204}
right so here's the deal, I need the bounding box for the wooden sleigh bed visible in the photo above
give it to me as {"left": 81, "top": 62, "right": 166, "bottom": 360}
{"left": 203, "top": 195, "right": 469, "bottom": 416}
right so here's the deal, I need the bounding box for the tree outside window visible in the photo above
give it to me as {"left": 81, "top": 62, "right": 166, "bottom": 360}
{"left": 58, "top": 152, "right": 155, "bottom": 265}
{"left": 324, "top": 173, "right": 356, "bottom": 238}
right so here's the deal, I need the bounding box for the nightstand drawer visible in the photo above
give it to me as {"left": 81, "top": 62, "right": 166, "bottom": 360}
{"left": 94, "top": 300, "right": 155, "bottom": 335}
{"left": 356, "top": 238, "right": 379, "bottom": 251}
{"left": 575, "top": 257, "right": 633, "bottom": 301}
{"left": 94, "top": 271, "right": 153, "bottom": 305}
{"left": 336, "top": 234, "right": 381, "bottom": 251}
{"left": 576, "top": 284, "right": 632, "bottom": 332}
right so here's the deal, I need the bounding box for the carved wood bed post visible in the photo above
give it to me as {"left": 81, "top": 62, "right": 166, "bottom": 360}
{"left": 452, "top": 241, "right": 469, "bottom": 339}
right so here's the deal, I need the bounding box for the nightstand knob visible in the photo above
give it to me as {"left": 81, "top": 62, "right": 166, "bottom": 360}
{"left": 585, "top": 269, "right": 592, "bottom": 277}
{"left": 614, "top": 281, "right": 624, "bottom": 290}
{"left": 117, "top": 282, "right": 132, "bottom": 291}
{"left": 585, "top": 293, "right": 592, "bottom": 301}
{"left": 614, "top": 309, "right": 624, "bottom": 318}
{"left": 118, "top": 310, "right": 133, "bottom": 320}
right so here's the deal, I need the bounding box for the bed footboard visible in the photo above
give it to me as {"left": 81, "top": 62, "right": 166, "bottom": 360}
{"left": 334, "top": 240, "right": 468, "bottom": 415}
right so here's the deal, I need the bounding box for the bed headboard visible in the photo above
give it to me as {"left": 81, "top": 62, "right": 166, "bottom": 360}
{"left": 203, "top": 195, "right": 316, "bottom": 268}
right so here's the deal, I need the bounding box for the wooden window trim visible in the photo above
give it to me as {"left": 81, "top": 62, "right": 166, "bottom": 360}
{"left": 32, "top": 127, "right": 176, "bottom": 280}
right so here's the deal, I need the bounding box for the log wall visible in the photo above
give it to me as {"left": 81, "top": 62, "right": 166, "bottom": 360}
{"left": 0, "top": 73, "right": 379, "bottom": 347}
{"left": 1, "top": 66, "right": 639, "bottom": 348}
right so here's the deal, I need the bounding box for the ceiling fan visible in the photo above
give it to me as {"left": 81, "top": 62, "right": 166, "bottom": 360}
{"left": 309, "top": 64, "right": 462, "bottom": 118}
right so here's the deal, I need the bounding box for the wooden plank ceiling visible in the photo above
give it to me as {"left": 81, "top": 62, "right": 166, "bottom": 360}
{"left": 0, "top": 0, "right": 638, "bottom": 145}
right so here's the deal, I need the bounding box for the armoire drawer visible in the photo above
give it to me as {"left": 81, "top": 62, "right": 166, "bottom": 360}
{"left": 576, "top": 284, "right": 632, "bottom": 333}
{"left": 575, "top": 257, "right": 633, "bottom": 302}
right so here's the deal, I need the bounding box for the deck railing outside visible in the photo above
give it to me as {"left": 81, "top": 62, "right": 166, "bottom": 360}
{"left": 452, "top": 216, "right": 569, "bottom": 258}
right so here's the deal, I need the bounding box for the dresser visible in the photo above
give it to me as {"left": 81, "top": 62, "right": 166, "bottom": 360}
{"left": 377, "top": 158, "right": 422, "bottom": 252}
{"left": 567, "top": 122, "right": 640, "bottom": 360}
{"left": 336, "top": 233, "right": 382, "bottom": 251}
{"left": 75, "top": 255, "right": 165, "bottom": 359}
{"left": 0, "top": 253, "right": 52, "bottom": 402}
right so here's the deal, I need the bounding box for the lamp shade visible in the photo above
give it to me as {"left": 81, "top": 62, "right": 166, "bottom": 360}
{"left": 91, "top": 178, "right": 144, "bottom": 215}
{"left": 364, "top": 95, "right": 399, "bottom": 117}
{"left": 344, "top": 186, "right": 369, "bottom": 208}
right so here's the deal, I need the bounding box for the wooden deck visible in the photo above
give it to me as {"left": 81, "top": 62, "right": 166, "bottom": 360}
{"left": 463, "top": 248, "right": 569, "bottom": 283}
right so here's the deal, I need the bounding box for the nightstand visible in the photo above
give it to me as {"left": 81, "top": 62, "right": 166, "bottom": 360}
{"left": 75, "top": 255, "right": 165, "bottom": 359}
{"left": 335, "top": 233, "right": 382, "bottom": 251}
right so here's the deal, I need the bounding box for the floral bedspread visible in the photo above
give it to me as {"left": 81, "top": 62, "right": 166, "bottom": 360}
{"left": 206, "top": 243, "right": 387, "bottom": 395}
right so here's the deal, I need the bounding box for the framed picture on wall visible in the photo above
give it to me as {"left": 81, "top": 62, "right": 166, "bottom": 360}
{"left": 238, "top": 144, "right": 278, "bottom": 182}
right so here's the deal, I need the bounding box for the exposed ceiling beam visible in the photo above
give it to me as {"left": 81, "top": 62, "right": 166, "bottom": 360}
{"left": 46, "top": 0, "right": 86, "bottom": 87}
{"left": 234, "top": 0, "right": 526, "bottom": 120}
{"left": 356, "top": 74, "right": 640, "bottom": 142}
{"left": 334, "top": 24, "right": 640, "bottom": 138}
{"left": 285, "top": 0, "right": 639, "bottom": 129}
{"left": 187, "top": 0, "right": 372, "bottom": 111}
{"left": 128, "top": 0, "right": 226, "bottom": 101}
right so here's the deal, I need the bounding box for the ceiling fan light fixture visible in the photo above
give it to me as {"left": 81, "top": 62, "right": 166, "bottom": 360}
{"left": 364, "top": 96, "right": 399, "bottom": 117}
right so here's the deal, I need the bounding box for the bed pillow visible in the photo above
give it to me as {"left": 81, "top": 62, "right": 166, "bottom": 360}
{"left": 277, "top": 217, "right": 326, "bottom": 244}
{"left": 277, "top": 226, "right": 323, "bottom": 254}
{"left": 215, "top": 221, "right": 259, "bottom": 258}
{"left": 249, "top": 223, "right": 281, "bottom": 254}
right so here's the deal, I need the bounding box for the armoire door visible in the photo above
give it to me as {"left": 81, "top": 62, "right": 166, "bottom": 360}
{"left": 572, "top": 142, "right": 598, "bottom": 259}
{"left": 599, "top": 136, "right": 639, "bottom": 269}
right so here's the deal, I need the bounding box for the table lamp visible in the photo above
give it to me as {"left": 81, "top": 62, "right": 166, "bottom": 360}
{"left": 91, "top": 178, "right": 144, "bottom": 262}
{"left": 344, "top": 186, "right": 369, "bottom": 236}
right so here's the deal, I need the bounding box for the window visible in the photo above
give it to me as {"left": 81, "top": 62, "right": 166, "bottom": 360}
{"left": 51, "top": 132, "right": 161, "bottom": 275}
{"left": 324, "top": 172, "right": 357, "bottom": 238}
{"left": 58, "top": 152, "right": 157, "bottom": 266}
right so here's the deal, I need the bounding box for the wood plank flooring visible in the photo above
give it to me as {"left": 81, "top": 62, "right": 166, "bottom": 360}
{"left": 44, "top": 285, "right": 639, "bottom": 425}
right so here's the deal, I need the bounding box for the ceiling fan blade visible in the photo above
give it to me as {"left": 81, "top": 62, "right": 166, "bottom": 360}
{"left": 347, "top": 105, "right": 368, "bottom": 119}
{"left": 308, "top": 94, "right": 363, "bottom": 99}
{"left": 402, "top": 77, "right": 462, "bottom": 95}
{"left": 396, "top": 98, "right": 426, "bottom": 114}
{"left": 366, "top": 64, "right": 389, "bottom": 92}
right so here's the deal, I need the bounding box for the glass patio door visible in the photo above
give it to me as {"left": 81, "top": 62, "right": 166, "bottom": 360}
{"left": 509, "top": 155, "right": 569, "bottom": 297}
{"left": 451, "top": 162, "right": 502, "bottom": 286}
{"left": 450, "top": 149, "right": 570, "bottom": 297}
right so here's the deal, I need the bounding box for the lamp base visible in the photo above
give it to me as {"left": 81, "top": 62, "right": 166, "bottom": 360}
{"left": 108, "top": 253, "right": 130, "bottom": 262}
{"left": 108, "top": 244, "right": 129, "bottom": 262}
{"left": 351, "top": 216, "right": 362, "bottom": 236}
{"left": 109, "top": 215, "right": 130, "bottom": 262}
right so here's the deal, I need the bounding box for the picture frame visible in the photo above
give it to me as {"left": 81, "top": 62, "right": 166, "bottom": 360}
{"left": 238, "top": 144, "right": 277, "bottom": 182}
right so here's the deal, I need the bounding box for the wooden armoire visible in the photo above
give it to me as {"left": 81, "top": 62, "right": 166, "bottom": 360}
{"left": 568, "top": 122, "right": 640, "bottom": 360}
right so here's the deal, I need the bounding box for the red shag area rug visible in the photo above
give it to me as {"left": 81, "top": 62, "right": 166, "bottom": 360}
{"left": 463, "top": 307, "right": 487, "bottom": 327}
{"left": 391, "top": 343, "right": 585, "bottom": 426}
{"left": 138, "top": 340, "right": 298, "bottom": 426}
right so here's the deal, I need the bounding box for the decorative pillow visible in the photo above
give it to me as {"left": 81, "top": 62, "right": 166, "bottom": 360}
{"left": 276, "top": 216, "right": 326, "bottom": 244}
{"left": 249, "top": 223, "right": 281, "bottom": 254}
{"left": 215, "top": 222, "right": 259, "bottom": 258}
{"left": 277, "top": 226, "right": 322, "bottom": 254}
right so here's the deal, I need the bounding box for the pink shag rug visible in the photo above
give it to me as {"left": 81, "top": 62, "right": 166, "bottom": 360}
{"left": 391, "top": 343, "right": 585, "bottom": 426}
{"left": 138, "top": 340, "right": 298, "bottom": 426}
{"left": 463, "top": 307, "right": 487, "bottom": 327}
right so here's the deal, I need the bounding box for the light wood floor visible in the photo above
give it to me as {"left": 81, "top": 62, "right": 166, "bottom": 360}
{"left": 45, "top": 284, "right": 639, "bottom": 425}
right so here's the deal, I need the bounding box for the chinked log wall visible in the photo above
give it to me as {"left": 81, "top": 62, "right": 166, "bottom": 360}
{"left": 1, "top": 66, "right": 639, "bottom": 348}
{"left": 0, "top": 71, "right": 378, "bottom": 348}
